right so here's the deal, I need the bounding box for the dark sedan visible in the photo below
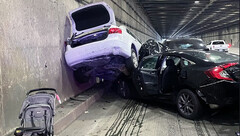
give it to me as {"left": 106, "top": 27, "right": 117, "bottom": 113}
{"left": 117, "top": 50, "right": 240, "bottom": 119}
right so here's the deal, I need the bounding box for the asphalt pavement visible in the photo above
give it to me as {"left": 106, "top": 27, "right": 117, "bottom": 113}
{"left": 58, "top": 90, "right": 239, "bottom": 136}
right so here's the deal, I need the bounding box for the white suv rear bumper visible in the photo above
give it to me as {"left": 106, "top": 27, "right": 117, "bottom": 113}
{"left": 65, "top": 38, "right": 131, "bottom": 70}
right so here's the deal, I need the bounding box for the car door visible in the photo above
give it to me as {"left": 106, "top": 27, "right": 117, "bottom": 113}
{"left": 137, "top": 55, "right": 160, "bottom": 95}
{"left": 159, "top": 55, "right": 181, "bottom": 92}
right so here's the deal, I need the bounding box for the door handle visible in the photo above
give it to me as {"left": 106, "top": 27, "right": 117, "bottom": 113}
{"left": 150, "top": 71, "right": 155, "bottom": 74}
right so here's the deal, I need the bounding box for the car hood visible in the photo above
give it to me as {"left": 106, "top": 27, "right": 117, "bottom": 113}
{"left": 69, "top": 2, "right": 116, "bottom": 35}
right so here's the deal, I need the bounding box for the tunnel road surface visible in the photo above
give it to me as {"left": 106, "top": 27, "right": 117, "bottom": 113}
{"left": 58, "top": 90, "right": 239, "bottom": 136}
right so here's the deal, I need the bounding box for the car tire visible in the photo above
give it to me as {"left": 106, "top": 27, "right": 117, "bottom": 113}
{"left": 126, "top": 48, "right": 138, "bottom": 71}
{"left": 176, "top": 89, "right": 202, "bottom": 119}
{"left": 117, "top": 79, "right": 131, "bottom": 99}
{"left": 73, "top": 69, "right": 89, "bottom": 83}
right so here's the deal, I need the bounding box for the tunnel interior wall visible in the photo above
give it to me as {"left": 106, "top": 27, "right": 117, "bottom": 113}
{"left": 197, "top": 25, "right": 239, "bottom": 48}
{"left": 0, "top": 0, "right": 160, "bottom": 135}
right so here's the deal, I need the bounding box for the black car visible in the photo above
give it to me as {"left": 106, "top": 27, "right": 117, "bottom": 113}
{"left": 163, "top": 38, "right": 208, "bottom": 51}
{"left": 117, "top": 50, "right": 240, "bottom": 119}
{"left": 139, "top": 39, "right": 163, "bottom": 61}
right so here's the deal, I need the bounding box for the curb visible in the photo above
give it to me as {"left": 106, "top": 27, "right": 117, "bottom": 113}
{"left": 54, "top": 87, "right": 105, "bottom": 135}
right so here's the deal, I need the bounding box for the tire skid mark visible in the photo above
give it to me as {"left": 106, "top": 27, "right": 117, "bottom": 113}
{"left": 105, "top": 99, "right": 134, "bottom": 136}
{"left": 124, "top": 102, "right": 141, "bottom": 135}
{"left": 109, "top": 100, "right": 135, "bottom": 136}
{"left": 201, "top": 120, "right": 211, "bottom": 136}
{"left": 105, "top": 101, "right": 148, "bottom": 136}
{"left": 129, "top": 103, "right": 144, "bottom": 135}
{"left": 194, "top": 120, "right": 205, "bottom": 136}
{"left": 136, "top": 103, "right": 148, "bottom": 136}
{"left": 114, "top": 101, "right": 140, "bottom": 135}
{"left": 209, "top": 121, "right": 219, "bottom": 136}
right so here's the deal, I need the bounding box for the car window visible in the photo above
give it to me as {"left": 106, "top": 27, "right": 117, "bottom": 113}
{"left": 141, "top": 56, "right": 159, "bottom": 69}
{"left": 164, "top": 39, "right": 206, "bottom": 50}
{"left": 160, "top": 56, "right": 181, "bottom": 73}
{"left": 181, "top": 58, "right": 196, "bottom": 67}
{"left": 212, "top": 41, "right": 224, "bottom": 45}
{"left": 72, "top": 5, "right": 110, "bottom": 31}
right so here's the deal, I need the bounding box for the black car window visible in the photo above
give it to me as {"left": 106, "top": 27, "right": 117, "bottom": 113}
{"left": 164, "top": 39, "right": 206, "bottom": 50}
{"left": 141, "top": 56, "right": 159, "bottom": 69}
{"left": 160, "top": 56, "right": 181, "bottom": 73}
{"left": 187, "top": 51, "right": 238, "bottom": 63}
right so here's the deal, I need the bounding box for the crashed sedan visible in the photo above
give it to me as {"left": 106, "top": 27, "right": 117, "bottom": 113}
{"left": 126, "top": 50, "right": 239, "bottom": 119}
{"left": 65, "top": 2, "right": 141, "bottom": 82}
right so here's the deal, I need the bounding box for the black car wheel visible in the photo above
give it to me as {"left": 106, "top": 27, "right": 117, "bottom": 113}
{"left": 177, "top": 89, "right": 202, "bottom": 119}
{"left": 117, "top": 79, "right": 131, "bottom": 99}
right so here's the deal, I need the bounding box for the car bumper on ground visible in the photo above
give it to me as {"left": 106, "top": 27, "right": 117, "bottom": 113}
{"left": 198, "top": 80, "right": 239, "bottom": 106}
{"left": 65, "top": 38, "right": 131, "bottom": 70}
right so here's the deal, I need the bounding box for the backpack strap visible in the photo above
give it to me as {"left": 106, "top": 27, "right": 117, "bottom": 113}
{"left": 30, "top": 111, "right": 36, "bottom": 127}
{"left": 44, "top": 110, "right": 48, "bottom": 135}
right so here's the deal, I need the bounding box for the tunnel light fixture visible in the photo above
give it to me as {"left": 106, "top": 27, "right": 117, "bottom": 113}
{"left": 220, "top": 7, "right": 226, "bottom": 10}
{"left": 194, "top": 1, "right": 200, "bottom": 4}
{"left": 225, "top": 4, "right": 232, "bottom": 7}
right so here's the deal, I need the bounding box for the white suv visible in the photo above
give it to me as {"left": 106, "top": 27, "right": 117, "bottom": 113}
{"left": 206, "top": 40, "right": 229, "bottom": 52}
{"left": 65, "top": 2, "right": 142, "bottom": 82}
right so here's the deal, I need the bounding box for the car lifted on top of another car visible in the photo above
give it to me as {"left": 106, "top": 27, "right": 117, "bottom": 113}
{"left": 117, "top": 49, "right": 240, "bottom": 119}
{"left": 65, "top": 2, "right": 142, "bottom": 83}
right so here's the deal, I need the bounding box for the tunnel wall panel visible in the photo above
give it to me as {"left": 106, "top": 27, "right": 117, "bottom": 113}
{"left": 198, "top": 25, "right": 239, "bottom": 48}
{"left": 0, "top": 0, "right": 160, "bottom": 135}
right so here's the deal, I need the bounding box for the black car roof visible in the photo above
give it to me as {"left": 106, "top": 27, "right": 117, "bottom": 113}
{"left": 164, "top": 38, "right": 203, "bottom": 42}
{"left": 162, "top": 50, "right": 211, "bottom": 64}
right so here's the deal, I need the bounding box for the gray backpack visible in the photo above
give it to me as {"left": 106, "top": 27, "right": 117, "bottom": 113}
{"left": 15, "top": 88, "right": 57, "bottom": 136}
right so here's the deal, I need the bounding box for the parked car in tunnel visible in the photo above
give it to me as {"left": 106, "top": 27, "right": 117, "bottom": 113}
{"left": 117, "top": 50, "right": 240, "bottom": 119}
{"left": 162, "top": 38, "right": 208, "bottom": 51}
{"left": 65, "top": 2, "right": 142, "bottom": 82}
{"left": 206, "top": 40, "right": 229, "bottom": 52}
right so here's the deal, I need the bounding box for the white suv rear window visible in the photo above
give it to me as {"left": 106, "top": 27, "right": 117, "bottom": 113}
{"left": 72, "top": 5, "right": 110, "bottom": 31}
{"left": 212, "top": 41, "right": 224, "bottom": 45}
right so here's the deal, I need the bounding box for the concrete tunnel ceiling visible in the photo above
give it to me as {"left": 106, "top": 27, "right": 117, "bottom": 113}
{"left": 136, "top": 0, "right": 240, "bottom": 39}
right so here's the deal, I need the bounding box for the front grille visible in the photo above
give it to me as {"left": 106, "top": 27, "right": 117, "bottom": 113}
{"left": 71, "top": 30, "right": 108, "bottom": 48}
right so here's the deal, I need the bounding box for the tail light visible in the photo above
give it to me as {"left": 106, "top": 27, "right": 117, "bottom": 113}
{"left": 108, "top": 28, "right": 122, "bottom": 34}
{"left": 228, "top": 43, "right": 232, "bottom": 48}
{"left": 205, "top": 63, "right": 238, "bottom": 81}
